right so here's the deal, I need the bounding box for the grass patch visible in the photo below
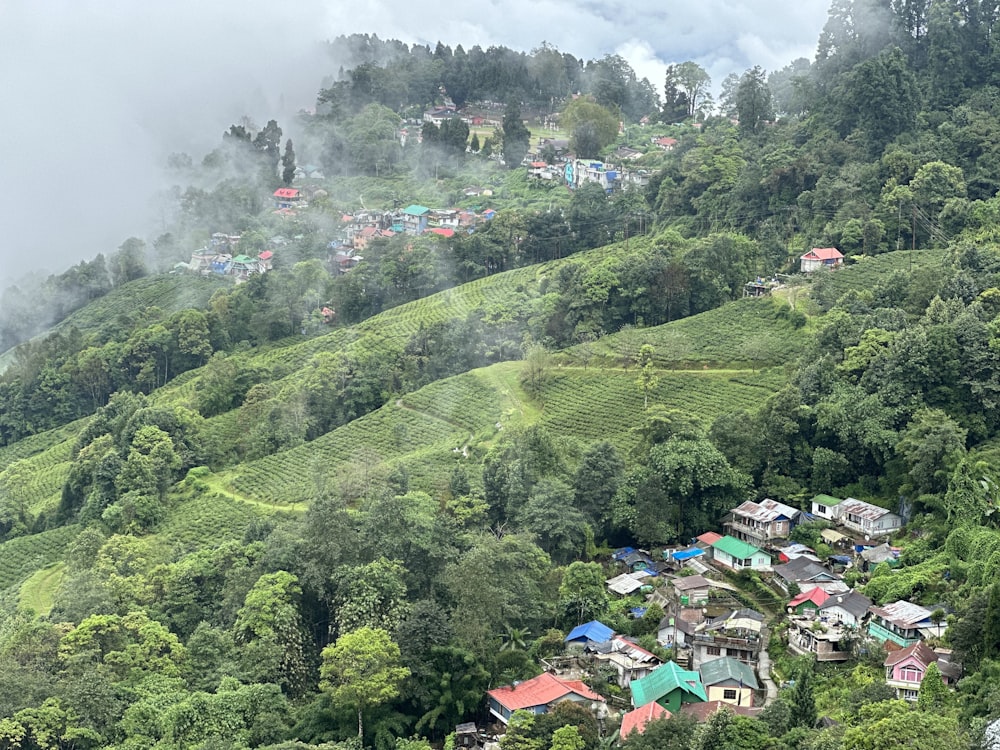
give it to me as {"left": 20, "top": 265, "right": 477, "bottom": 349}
{"left": 19, "top": 562, "right": 65, "bottom": 617}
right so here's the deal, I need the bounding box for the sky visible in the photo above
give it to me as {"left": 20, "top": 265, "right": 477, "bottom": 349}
{"left": 0, "top": 0, "right": 830, "bottom": 285}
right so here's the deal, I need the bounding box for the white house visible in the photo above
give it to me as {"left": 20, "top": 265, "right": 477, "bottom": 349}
{"left": 839, "top": 498, "right": 903, "bottom": 538}
{"left": 800, "top": 247, "right": 844, "bottom": 273}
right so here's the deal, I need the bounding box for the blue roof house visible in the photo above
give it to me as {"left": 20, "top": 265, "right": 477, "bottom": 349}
{"left": 565, "top": 620, "right": 614, "bottom": 645}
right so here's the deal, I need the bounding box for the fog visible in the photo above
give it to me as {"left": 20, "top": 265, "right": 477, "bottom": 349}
{"left": 0, "top": 0, "right": 828, "bottom": 283}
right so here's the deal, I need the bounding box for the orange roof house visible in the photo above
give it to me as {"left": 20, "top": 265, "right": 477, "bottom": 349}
{"left": 486, "top": 672, "right": 603, "bottom": 724}
{"left": 620, "top": 702, "right": 671, "bottom": 737}
{"left": 800, "top": 247, "right": 844, "bottom": 273}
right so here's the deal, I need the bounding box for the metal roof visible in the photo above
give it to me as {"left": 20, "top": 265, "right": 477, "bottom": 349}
{"left": 870, "top": 600, "right": 934, "bottom": 628}
{"left": 731, "top": 498, "right": 800, "bottom": 523}
{"left": 840, "top": 498, "right": 895, "bottom": 521}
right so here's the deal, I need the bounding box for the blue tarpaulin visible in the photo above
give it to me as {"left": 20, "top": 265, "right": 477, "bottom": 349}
{"left": 564, "top": 620, "right": 614, "bottom": 644}
{"left": 612, "top": 547, "right": 636, "bottom": 561}
{"left": 671, "top": 548, "right": 705, "bottom": 561}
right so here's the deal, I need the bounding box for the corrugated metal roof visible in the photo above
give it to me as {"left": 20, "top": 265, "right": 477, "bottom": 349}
{"left": 870, "top": 599, "right": 933, "bottom": 628}
{"left": 840, "top": 498, "right": 894, "bottom": 521}
{"left": 711, "top": 535, "right": 764, "bottom": 560}
{"left": 731, "top": 498, "right": 800, "bottom": 523}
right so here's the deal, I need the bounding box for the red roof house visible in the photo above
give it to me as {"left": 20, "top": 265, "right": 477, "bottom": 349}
{"left": 788, "top": 587, "right": 830, "bottom": 615}
{"left": 696, "top": 532, "right": 723, "bottom": 546}
{"left": 800, "top": 247, "right": 844, "bottom": 273}
{"left": 620, "top": 702, "right": 671, "bottom": 737}
{"left": 273, "top": 187, "right": 301, "bottom": 208}
{"left": 486, "top": 673, "right": 603, "bottom": 724}
{"left": 653, "top": 136, "right": 679, "bottom": 150}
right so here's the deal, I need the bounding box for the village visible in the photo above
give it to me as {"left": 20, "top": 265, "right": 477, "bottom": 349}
{"left": 467, "top": 492, "right": 958, "bottom": 746}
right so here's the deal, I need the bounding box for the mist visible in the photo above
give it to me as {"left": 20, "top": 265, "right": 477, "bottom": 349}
{"left": 0, "top": 0, "right": 829, "bottom": 285}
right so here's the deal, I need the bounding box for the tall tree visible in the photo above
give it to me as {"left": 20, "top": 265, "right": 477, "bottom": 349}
{"left": 735, "top": 66, "right": 774, "bottom": 135}
{"left": 319, "top": 626, "right": 409, "bottom": 739}
{"left": 665, "top": 62, "right": 712, "bottom": 118}
{"left": 281, "top": 139, "right": 296, "bottom": 185}
{"left": 502, "top": 101, "right": 531, "bottom": 169}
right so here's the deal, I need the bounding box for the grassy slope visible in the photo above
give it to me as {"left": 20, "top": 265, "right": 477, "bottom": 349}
{"left": 0, "top": 248, "right": 933, "bottom": 584}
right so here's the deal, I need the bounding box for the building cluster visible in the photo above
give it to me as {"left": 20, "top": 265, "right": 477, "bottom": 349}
{"left": 177, "top": 233, "right": 277, "bottom": 282}
{"left": 330, "top": 203, "right": 497, "bottom": 273}
{"left": 475, "top": 489, "right": 957, "bottom": 744}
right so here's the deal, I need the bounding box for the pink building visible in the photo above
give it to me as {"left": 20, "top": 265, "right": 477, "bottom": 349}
{"left": 884, "top": 641, "right": 960, "bottom": 701}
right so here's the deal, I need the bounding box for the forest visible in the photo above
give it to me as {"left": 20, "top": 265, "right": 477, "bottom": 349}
{"left": 3, "top": 0, "right": 1000, "bottom": 748}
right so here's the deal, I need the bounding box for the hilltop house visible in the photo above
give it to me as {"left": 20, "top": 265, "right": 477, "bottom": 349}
{"left": 724, "top": 499, "right": 800, "bottom": 547}
{"left": 564, "top": 621, "right": 613, "bottom": 647}
{"left": 400, "top": 205, "right": 430, "bottom": 234}
{"left": 788, "top": 587, "right": 830, "bottom": 616}
{"left": 810, "top": 494, "right": 844, "bottom": 521}
{"left": 884, "top": 641, "right": 961, "bottom": 701}
{"left": 698, "top": 656, "right": 759, "bottom": 707}
{"left": 630, "top": 661, "right": 707, "bottom": 712}
{"left": 273, "top": 187, "right": 301, "bottom": 209}
{"left": 838, "top": 498, "right": 903, "bottom": 538}
{"left": 771, "top": 557, "right": 843, "bottom": 596}
{"left": 486, "top": 673, "right": 603, "bottom": 724}
{"left": 710, "top": 536, "right": 771, "bottom": 571}
{"left": 590, "top": 636, "right": 662, "bottom": 688}
{"left": 786, "top": 615, "right": 856, "bottom": 662}
{"left": 818, "top": 590, "right": 873, "bottom": 628}
{"left": 690, "top": 609, "right": 764, "bottom": 670}
{"left": 619, "top": 703, "right": 671, "bottom": 738}
{"left": 868, "top": 600, "right": 946, "bottom": 647}
{"left": 800, "top": 247, "right": 844, "bottom": 273}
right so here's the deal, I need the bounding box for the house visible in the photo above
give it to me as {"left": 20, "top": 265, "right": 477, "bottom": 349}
{"left": 868, "top": 600, "right": 946, "bottom": 647}
{"left": 860, "top": 543, "right": 900, "bottom": 571}
{"left": 229, "top": 255, "right": 258, "bottom": 281}
{"left": 679, "top": 701, "right": 762, "bottom": 723}
{"left": 486, "top": 673, "right": 603, "bottom": 724}
{"left": 690, "top": 609, "right": 764, "bottom": 670}
{"left": 613, "top": 146, "right": 644, "bottom": 161}
{"left": 591, "top": 636, "right": 662, "bottom": 688}
{"left": 257, "top": 250, "right": 274, "bottom": 272}
{"left": 771, "top": 556, "right": 842, "bottom": 595}
{"left": 818, "top": 590, "right": 872, "bottom": 628}
{"left": 695, "top": 532, "right": 723, "bottom": 559}
{"left": 658, "top": 610, "right": 702, "bottom": 649}
{"left": 800, "top": 247, "right": 844, "bottom": 273}
{"left": 630, "top": 661, "right": 707, "bottom": 712}
{"left": 710, "top": 536, "right": 771, "bottom": 571}
{"left": 671, "top": 575, "right": 711, "bottom": 607}
{"left": 810, "top": 494, "right": 844, "bottom": 521}
{"left": 527, "top": 161, "right": 551, "bottom": 179}
{"left": 652, "top": 136, "right": 678, "bottom": 150}
{"left": 724, "top": 499, "right": 801, "bottom": 547}
{"left": 564, "top": 620, "right": 614, "bottom": 646}
{"left": 698, "top": 656, "right": 759, "bottom": 707}
{"left": 606, "top": 571, "right": 652, "bottom": 596}
{"left": 273, "top": 187, "right": 301, "bottom": 209}
{"left": 838, "top": 498, "right": 903, "bottom": 538}
{"left": 776, "top": 543, "right": 821, "bottom": 564}
{"left": 619, "top": 702, "right": 671, "bottom": 738}
{"left": 788, "top": 587, "right": 830, "bottom": 616}
{"left": 786, "top": 615, "right": 855, "bottom": 662}
{"left": 669, "top": 547, "right": 707, "bottom": 568}
{"left": 884, "top": 641, "right": 961, "bottom": 701}
{"left": 565, "top": 159, "right": 621, "bottom": 192}
{"left": 622, "top": 550, "right": 656, "bottom": 571}
{"left": 400, "top": 205, "right": 430, "bottom": 234}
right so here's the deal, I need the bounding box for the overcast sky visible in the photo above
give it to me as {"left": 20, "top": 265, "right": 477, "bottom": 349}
{"left": 0, "top": 0, "right": 829, "bottom": 284}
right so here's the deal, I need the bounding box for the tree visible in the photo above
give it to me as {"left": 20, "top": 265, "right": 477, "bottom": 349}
{"left": 502, "top": 101, "right": 531, "bottom": 169}
{"left": 320, "top": 626, "right": 409, "bottom": 739}
{"left": 550, "top": 725, "right": 585, "bottom": 750}
{"left": 665, "top": 62, "right": 712, "bottom": 118}
{"left": 572, "top": 441, "right": 624, "bottom": 527}
{"left": 281, "top": 139, "right": 296, "bottom": 185}
{"left": 234, "top": 571, "right": 310, "bottom": 696}
{"left": 895, "top": 408, "right": 966, "bottom": 497}
{"left": 562, "top": 97, "right": 620, "bottom": 158}
{"left": 735, "top": 66, "right": 773, "bottom": 135}
{"left": 788, "top": 660, "right": 817, "bottom": 729}
{"left": 332, "top": 557, "right": 409, "bottom": 635}
{"left": 841, "top": 700, "right": 967, "bottom": 749}
{"left": 916, "top": 662, "right": 949, "bottom": 710}
{"left": 635, "top": 345, "right": 659, "bottom": 410}
{"left": 558, "top": 561, "right": 608, "bottom": 626}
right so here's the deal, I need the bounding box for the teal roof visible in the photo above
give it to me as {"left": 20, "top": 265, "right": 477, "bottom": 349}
{"left": 698, "top": 656, "right": 759, "bottom": 690}
{"left": 630, "top": 661, "right": 706, "bottom": 707}
{"left": 711, "top": 535, "right": 764, "bottom": 560}
{"left": 811, "top": 494, "right": 843, "bottom": 506}
{"left": 402, "top": 205, "right": 430, "bottom": 216}
{"left": 231, "top": 255, "right": 254, "bottom": 263}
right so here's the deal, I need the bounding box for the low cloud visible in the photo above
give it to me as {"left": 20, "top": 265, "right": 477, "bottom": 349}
{"left": 0, "top": 0, "right": 828, "bottom": 283}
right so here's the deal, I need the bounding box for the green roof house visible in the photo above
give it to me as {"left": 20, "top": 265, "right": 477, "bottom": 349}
{"left": 400, "top": 205, "right": 430, "bottom": 234}
{"left": 710, "top": 535, "right": 771, "bottom": 571}
{"left": 630, "top": 660, "right": 707, "bottom": 713}
{"left": 699, "top": 656, "right": 759, "bottom": 707}
{"left": 810, "top": 494, "right": 844, "bottom": 521}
